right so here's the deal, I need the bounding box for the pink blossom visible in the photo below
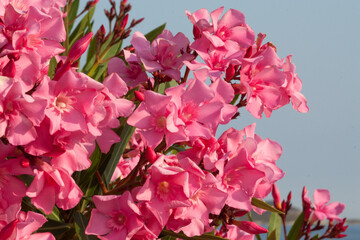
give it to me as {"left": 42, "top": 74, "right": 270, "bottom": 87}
{"left": 86, "top": 192, "right": 144, "bottom": 240}
{"left": 108, "top": 51, "right": 148, "bottom": 87}
{"left": 26, "top": 161, "right": 83, "bottom": 214}
{"left": 127, "top": 90, "right": 187, "bottom": 149}
{"left": 311, "top": 189, "right": 345, "bottom": 222}
{"left": 0, "top": 78, "right": 47, "bottom": 146}
{"left": 131, "top": 30, "right": 192, "bottom": 80}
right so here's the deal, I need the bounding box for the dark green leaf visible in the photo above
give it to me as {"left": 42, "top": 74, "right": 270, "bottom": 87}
{"left": 74, "top": 211, "right": 98, "bottom": 240}
{"left": 37, "top": 219, "right": 71, "bottom": 237}
{"left": 267, "top": 212, "right": 282, "bottom": 240}
{"left": 251, "top": 198, "right": 284, "bottom": 214}
{"left": 69, "top": 7, "right": 95, "bottom": 47}
{"left": 288, "top": 213, "right": 304, "bottom": 240}
{"left": 145, "top": 23, "right": 166, "bottom": 43}
{"left": 101, "top": 124, "right": 136, "bottom": 186}
{"left": 68, "top": 0, "right": 80, "bottom": 32}
{"left": 86, "top": 38, "right": 97, "bottom": 64}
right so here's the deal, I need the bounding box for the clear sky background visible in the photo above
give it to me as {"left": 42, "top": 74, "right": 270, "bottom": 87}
{"left": 87, "top": 0, "right": 360, "bottom": 219}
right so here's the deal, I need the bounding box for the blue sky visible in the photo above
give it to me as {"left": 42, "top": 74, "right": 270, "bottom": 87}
{"left": 87, "top": 0, "right": 360, "bottom": 219}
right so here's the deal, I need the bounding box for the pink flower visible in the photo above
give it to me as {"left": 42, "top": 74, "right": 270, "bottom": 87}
{"left": 131, "top": 30, "right": 192, "bottom": 80}
{"left": 108, "top": 51, "right": 148, "bottom": 87}
{"left": 26, "top": 161, "right": 83, "bottom": 214}
{"left": 311, "top": 189, "right": 345, "bottom": 222}
{"left": 86, "top": 192, "right": 144, "bottom": 240}
{"left": 127, "top": 90, "right": 187, "bottom": 149}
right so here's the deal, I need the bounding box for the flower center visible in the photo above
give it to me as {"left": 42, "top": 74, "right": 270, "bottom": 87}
{"left": 107, "top": 212, "right": 127, "bottom": 231}
{"left": 157, "top": 181, "right": 170, "bottom": 200}
{"left": 54, "top": 92, "right": 73, "bottom": 113}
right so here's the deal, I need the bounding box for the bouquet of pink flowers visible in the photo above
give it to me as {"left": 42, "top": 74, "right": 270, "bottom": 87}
{"left": 0, "top": 0, "right": 347, "bottom": 239}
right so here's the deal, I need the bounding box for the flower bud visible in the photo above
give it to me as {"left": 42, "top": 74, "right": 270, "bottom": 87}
{"left": 233, "top": 220, "right": 268, "bottom": 234}
{"left": 225, "top": 64, "right": 235, "bottom": 81}
{"left": 67, "top": 32, "right": 93, "bottom": 63}
{"left": 145, "top": 146, "right": 157, "bottom": 164}
{"left": 134, "top": 91, "right": 145, "bottom": 102}
{"left": 120, "top": 14, "right": 129, "bottom": 31}
{"left": 272, "top": 184, "right": 282, "bottom": 210}
{"left": 2, "top": 59, "right": 16, "bottom": 78}
{"left": 20, "top": 158, "right": 30, "bottom": 168}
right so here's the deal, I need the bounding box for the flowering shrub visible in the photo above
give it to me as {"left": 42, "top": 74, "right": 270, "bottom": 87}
{"left": 0, "top": 0, "right": 346, "bottom": 239}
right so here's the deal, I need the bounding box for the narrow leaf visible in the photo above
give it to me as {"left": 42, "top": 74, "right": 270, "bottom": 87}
{"left": 69, "top": 7, "right": 95, "bottom": 47}
{"left": 68, "top": 0, "right": 80, "bottom": 32}
{"left": 48, "top": 57, "right": 57, "bottom": 79}
{"left": 45, "top": 206, "right": 62, "bottom": 222}
{"left": 102, "top": 124, "right": 135, "bottom": 186}
{"left": 74, "top": 211, "right": 98, "bottom": 240}
{"left": 251, "top": 198, "right": 284, "bottom": 214}
{"left": 145, "top": 23, "right": 166, "bottom": 43}
{"left": 37, "top": 219, "right": 71, "bottom": 237}
{"left": 288, "top": 213, "right": 304, "bottom": 240}
{"left": 267, "top": 212, "right": 282, "bottom": 240}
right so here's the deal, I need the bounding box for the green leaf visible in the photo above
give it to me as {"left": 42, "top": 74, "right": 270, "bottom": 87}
{"left": 69, "top": 6, "right": 95, "bottom": 47}
{"left": 68, "top": 0, "right": 80, "bottom": 32}
{"left": 86, "top": 38, "right": 97, "bottom": 64}
{"left": 145, "top": 23, "right": 166, "bottom": 43}
{"left": 74, "top": 211, "right": 98, "bottom": 240}
{"left": 288, "top": 213, "right": 304, "bottom": 240}
{"left": 101, "top": 124, "right": 136, "bottom": 186}
{"left": 45, "top": 206, "right": 62, "bottom": 222}
{"left": 37, "top": 219, "right": 72, "bottom": 237}
{"left": 251, "top": 198, "right": 284, "bottom": 214}
{"left": 48, "top": 57, "right": 57, "bottom": 79}
{"left": 267, "top": 212, "right": 282, "bottom": 240}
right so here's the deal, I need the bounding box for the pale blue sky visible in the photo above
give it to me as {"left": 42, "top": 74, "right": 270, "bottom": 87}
{"left": 87, "top": 0, "right": 360, "bottom": 219}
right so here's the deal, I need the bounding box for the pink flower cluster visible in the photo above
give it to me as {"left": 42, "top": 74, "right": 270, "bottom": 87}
{"left": 0, "top": 0, "right": 133, "bottom": 238}
{"left": 0, "top": 2, "right": 336, "bottom": 240}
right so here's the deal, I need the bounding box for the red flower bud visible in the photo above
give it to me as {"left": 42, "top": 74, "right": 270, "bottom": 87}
{"left": 272, "top": 184, "right": 282, "bottom": 210}
{"left": 120, "top": 14, "right": 129, "bottom": 31}
{"left": 145, "top": 146, "right": 157, "bottom": 164}
{"left": 225, "top": 64, "right": 235, "bottom": 81}
{"left": 134, "top": 91, "right": 145, "bottom": 102}
{"left": 2, "top": 59, "right": 16, "bottom": 78}
{"left": 20, "top": 158, "right": 30, "bottom": 168}
{"left": 67, "top": 32, "right": 93, "bottom": 63}
{"left": 233, "top": 220, "right": 268, "bottom": 234}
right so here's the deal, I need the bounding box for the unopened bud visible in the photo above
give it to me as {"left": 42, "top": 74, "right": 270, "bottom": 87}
{"left": 95, "top": 25, "right": 106, "bottom": 43}
{"left": 20, "top": 158, "right": 30, "bottom": 168}
{"left": 233, "top": 220, "right": 268, "bottom": 234}
{"left": 145, "top": 146, "right": 157, "bottom": 164}
{"left": 272, "top": 184, "right": 282, "bottom": 210}
{"left": 2, "top": 59, "right": 16, "bottom": 77}
{"left": 53, "top": 61, "right": 71, "bottom": 81}
{"left": 281, "top": 200, "right": 286, "bottom": 212}
{"left": 287, "top": 191, "right": 292, "bottom": 205}
{"left": 225, "top": 64, "right": 235, "bottom": 81}
{"left": 120, "top": 14, "right": 129, "bottom": 31}
{"left": 134, "top": 91, "right": 145, "bottom": 102}
{"left": 67, "top": 32, "right": 93, "bottom": 63}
